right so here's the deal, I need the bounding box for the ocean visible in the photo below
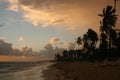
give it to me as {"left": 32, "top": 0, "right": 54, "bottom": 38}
{"left": 0, "top": 61, "right": 53, "bottom": 80}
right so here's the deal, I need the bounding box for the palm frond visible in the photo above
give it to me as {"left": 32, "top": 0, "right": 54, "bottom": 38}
{"left": 98, "top": 14, "right": 103, "bottom": 17}
{"left": 110, "top": 9, "right": 116, "bottom": 15}
{"left": 103, "top": 8, "right": 106, "bottom": 15}
{"left": 106, "top": 6, "right": 112, "bottom": 15}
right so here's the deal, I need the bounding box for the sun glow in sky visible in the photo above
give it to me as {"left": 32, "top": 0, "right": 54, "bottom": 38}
{"left": 0, "top": 0, "right": 120, "bottom": 61}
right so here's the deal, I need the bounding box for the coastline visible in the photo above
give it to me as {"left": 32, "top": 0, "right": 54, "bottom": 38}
{"left": 43, "top": 61, "right": 120, "bottom": 80}
{"left": 0, "top": 61, "right": 53, "bottom": 80}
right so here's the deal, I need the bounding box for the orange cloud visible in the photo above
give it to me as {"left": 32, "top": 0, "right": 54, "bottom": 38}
{"left": 19, "top": 36, "right": 24, "bottom": 42}
{"left": 7, "top": 0, "right": 19, "bottom": 11}
{"left": 7, "top": 0, "right": 120, "bottom": 32}
{"left": 50, "top": 37, "right": 60, "bottom": 44}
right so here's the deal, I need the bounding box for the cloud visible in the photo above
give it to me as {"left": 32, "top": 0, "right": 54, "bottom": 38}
{"left": 0, "top": 23, "right": 5, "bottom": 27}
{"left": 6, "top": 0, "right": 120, "bottom": 32}
{"left": 7, "top": 0, "right": 20, "bottom": 11}
{"left": 21, "top": 46, "right": 33, "bottom": 55}
{"left": 0, "top": 36, "right": 5, "bottom": 40}
{"left": 0, "top": 39, "right": 64, "bottom": 60}
{"left": 64, "top": 42, "right": 76, "bottom": 50}
{"left": 44, "top": 43, "right": 54, "bottom": 54}
{"left": 0, "top": 39, "right": 33, "bottom": 56}
{"left": 0, "top": 0, "right": 4, "bottom": 3}
{"left": 68, "top": 42, "right": 76, "bottom": 50}
{"left": 50, "top": 37, "right": 60, "bottom": 44}
{"left": 19, "top": 36, "right": 24, "bottom": 42}
{"left": 40, "top": 43, "right": 64, "bottom": 60}
{"left": 13, "top": 48, "right": 22, "bottom": 56}
{"left": 0, "top": 39, "right": 13, "bottom": 55}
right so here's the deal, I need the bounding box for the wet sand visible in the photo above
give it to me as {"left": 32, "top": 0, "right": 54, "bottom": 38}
{"left": 0, "top": 62, "right": 53, "bottom": 80}
{"left": 43, "top": 61, "right": 120, "bottom": 80}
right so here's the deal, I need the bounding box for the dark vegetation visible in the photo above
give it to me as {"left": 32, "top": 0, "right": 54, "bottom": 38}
{"left": 55, "top": 4, "right": 120, "bottom": 62}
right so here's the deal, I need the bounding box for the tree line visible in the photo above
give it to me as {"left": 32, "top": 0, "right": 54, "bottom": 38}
{"left": 55, "top": 5, "right": 120, "bottom": 62}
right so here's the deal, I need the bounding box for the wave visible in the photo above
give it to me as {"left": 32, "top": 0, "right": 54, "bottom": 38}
{"left": 0, "top": 61, "right": 48, "bottom": 74}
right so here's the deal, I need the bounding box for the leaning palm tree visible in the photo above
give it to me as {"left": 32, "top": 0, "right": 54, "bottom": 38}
{"left": 98, "top": 5, "right": 117, "bottom": 49}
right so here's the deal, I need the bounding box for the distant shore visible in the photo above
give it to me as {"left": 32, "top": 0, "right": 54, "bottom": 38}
{"left": 43, "top": 61, "right": 120, "bottom": 80}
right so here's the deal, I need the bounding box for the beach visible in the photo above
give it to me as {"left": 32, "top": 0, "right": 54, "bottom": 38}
{"left": 0, "top": 62, "right": 53, "bottom": 80}
{"left": 0, "top": 61, "right": 120, "bottom": 80}
{"left": 43, "top": 61, "right": 120, "bottom": 80}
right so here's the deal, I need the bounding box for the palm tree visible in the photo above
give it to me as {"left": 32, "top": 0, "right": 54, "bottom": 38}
{"left": 87, "top": 29, "right": 98, "bottom": 49}
{"left": 100, "top": 33, "right": 108, "bottom": 51}
{"left": 109, "top": 28, "right": 117, "bottom": 47}
{"left": 116, "top": 32, "right": 120, "bottom": 49}
{"left": 98, "top": 5, "right": 117, "bottom": 49}
{"left": 76, "top": 37, "right": 82, "bottom": 49}
{"left": 83, "top": 33, "right": 90, "bottom": 51}
{"left": 63, "top": 50, "right": 68, "bottom": 61}
{"left": 82, "top": 29, "right": 98, "bottom": 51}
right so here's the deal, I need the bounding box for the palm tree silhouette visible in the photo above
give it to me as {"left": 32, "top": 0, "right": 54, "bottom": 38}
{"left": 98, "top": 5, "right": 117, "bottom": 49}
{"left": 116, "top": 32, "right": 120, "bottom": 49}
{"left": 109, "top": 28, "right": 117, "bottom": 48}
{"left": 87, "top": 29, "right": 98, "bottom": 50}
{"left": 83, "top": 33, "right": 89, "bottom": 51}
{"left": 100, "top": 33, "right": 108, "bottom": 51}
{"left": 63, "top": 50, "right": 69, "bottom": 61}
{"left": 76, "top": 37, "right": 82, "bottom": 49}
{"left": 82, "top": 29, "right": 98, "bottom": 51}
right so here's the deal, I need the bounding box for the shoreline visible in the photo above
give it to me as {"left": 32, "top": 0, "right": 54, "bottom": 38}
{"left": 0, "top": 61, "right": 53, "bottom": 80}
{"left": 43, "top": 61, "right": 120, "bottom": 80}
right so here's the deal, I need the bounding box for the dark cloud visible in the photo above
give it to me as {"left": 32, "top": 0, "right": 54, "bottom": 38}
{"left": 34, "top": 43, "right": 64, "bottom": 60}
{"left": 21, "top": 46, "right": 33, "bottom": 56}
{"left": 0, "top": 40, "right": 32, "bottom": 56}
{"left": 0, "top": 39, "right": 31, "bottom": 56}
{"left": 44, "top": 43, "right": 64, "bottom": 54}
{"left": 13, "top": 49, "right": 22, "bottom": 56}
{"left": 44, "top": 43, "right": 54, "bottom": 54}
{"left": 0, "top": 39, "right": 64, "bottom": 60}
{"left": 0, "top": 40, "right": 13, "bottom": 55}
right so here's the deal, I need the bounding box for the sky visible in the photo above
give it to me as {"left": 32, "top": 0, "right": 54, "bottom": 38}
{"left": 0, "top": 0, "right": 120, "bottom": 61}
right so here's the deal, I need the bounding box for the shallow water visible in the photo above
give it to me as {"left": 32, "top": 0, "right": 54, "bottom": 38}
{"left": 0, "top": 62, "right": 53, "bottom": 80}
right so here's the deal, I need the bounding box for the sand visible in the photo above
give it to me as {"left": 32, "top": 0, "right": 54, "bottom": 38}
{"left": 43, "top": 61, "right": 120, "bottom": 80}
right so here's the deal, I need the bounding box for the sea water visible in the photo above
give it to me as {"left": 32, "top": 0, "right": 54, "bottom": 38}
{"left": 0, "top": 61, "right": 53, "bottom": 80}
